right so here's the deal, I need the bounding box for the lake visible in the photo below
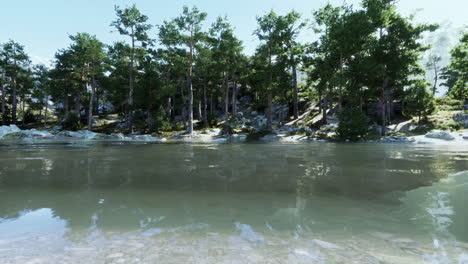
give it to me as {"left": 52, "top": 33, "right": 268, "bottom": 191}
{"left": 0, "top": 141, "right": 467, "bottom": 263}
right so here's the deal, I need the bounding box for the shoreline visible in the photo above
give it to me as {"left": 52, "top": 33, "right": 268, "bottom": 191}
{"left": 1, "top": 124, "right": 467, "bottom": 146}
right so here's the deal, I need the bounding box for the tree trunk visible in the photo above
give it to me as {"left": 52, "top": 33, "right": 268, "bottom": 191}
{"left": 267, "top": 41, "right": 273, "bottom": 130}
{"left": 432, "top": 65, "right": 438, "bottom": 96}
{"left": 180, "top": 86, "right": 187, "bottom": 129}
{"left": 223, "top": 74, "right": 229, "bottom": 122}
{"left": 22, "top": 96, "right": 25, "bottom": 126}
{"left": 166, "top": 97, "right": 172, "bottom": 118}
{"left": 232, "top": 80, "right": 237, "bottom": 117}
{"left": 44, "top": 96, "right": 48, "bottom": 128}
{"left": 94, "top": 85, "right": 99, "bottom": 115}
{"left": 322, "top": 89, "right": 328, "bottom": 124}
{"left": 187, "top": 77, "right": 193, "bottom": 134}
{"left": 210, "top": 94, "right": 213, "bottom": 117}
{"left": 165, "top": 71, "right": 172, "bottom": 118}
{"left": 292, "top": 63, "right": 299, "bottom": 120}
{"left": 380, "top": 77, "right": 390, "bottom": 136}
{"left": 171, "top": 96, "right": 175, "bottom": 119}
{"left": 38, "top": 107, "right": 42, "bottom": 126}
{"left": 88, "top": 70, "right": 96, "bottom": 131}
{"left": 267, "top": 91, "right": 273, "bottom": 130}
{"left": 64, "top": 96, "right": 69, "bottom": 120}
{"left": 75, "top": 90, "right": 81, "bottom": 114}
{"left": 187, "top": 29, "right": 194, "bottom": 135}
{"left": 338, "top": 52, "right": 344, "bottom": 112}
{"left": 1, "top": 80, "right": 5, "bottom": 125}
{"left": 127, "top": 31, "right": 136, "bottom": 134}
{"left": 203, "top": 83, "right": 207, "bottom": 126}
{"left": 380, "top": 90, "right": 386, "bottom": 136}
{"left": 12, "top": 77, "right": 17, "bottom": 124}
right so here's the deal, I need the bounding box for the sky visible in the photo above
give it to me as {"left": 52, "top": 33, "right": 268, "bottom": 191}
{"left": 0, "top": 0, "right": 466, "bottom": 67}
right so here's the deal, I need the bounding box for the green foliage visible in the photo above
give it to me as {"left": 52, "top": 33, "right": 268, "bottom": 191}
{"left": 0, "top": 3, "right": 458, "bottom": 134}
{"left": 246, "top": 128, "right": 271, "bottom": 141}
{"left": 440, "top": 32, "right": 467, "bottom": 100}
{"left": 61, "top": 111, "right": 81, "bottom": 131}
{"left": 337, "top": 105, "right": 368, "bottom": 141}
{"left": 111, "top": 4, "right": 152, "bottom": 44}
{"left": 436, "top": 120, "right": 462, "bottom": 131}
{"left": 404, "top": 80, "right": 437, "bottom": 123}
{"left": 435, "top": 97, "right": 464, "bottom": 111}
{"left": 154, "top": 107, "right": 172, "bottom": 132}
{"left": 207, "top": 115, "right": 218, "bottom": 128}
{"left": 0, "top": 40, "right": 31, "bottom": 123}
{"left": 435, "top": 97, "right": 464, "bottom": 106}
{"left": 409, "top": 125, "right": 433, "bottom": 135}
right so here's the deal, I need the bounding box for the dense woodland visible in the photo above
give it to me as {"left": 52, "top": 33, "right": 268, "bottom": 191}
{"left": 0, "top": 0, "right": 466, "bottom": 139}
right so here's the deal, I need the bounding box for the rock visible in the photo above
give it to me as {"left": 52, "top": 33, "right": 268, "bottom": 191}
{"left": 130, "top": 135, "right": 166, "bottom": 142}
{"left": 281, "top": 135, "right": 310, "bottom": 142}
{"left": 425, "top": 130, "right": 455, "bottom": 140}
{"left": 312, "top": 239, "right": 342, "bottom": 250}
{"left": 235, "top": 222, "right": 264, "bottom": 245}
{"left": 260, "top": 134, "right": 281, "bottom": 142}
{"left": 453, "top": 113, "right": 468, "bottom": 128}
{"left": 115, "top": 123, "right": 127, "bottom": 130}
{"left": 0, "top": 126, "right": 54, "bottom": 140}
{"left": 287, "top": 126, "right": 313, "bottom": 136}
{"left": 320, "top": 123, "right": 338, "bottom": 131}
{"left": 230, "top": 134, "right": 247, "bottom": 142}
{"left": 211, "top": 137, "right": 228, "bottom": 143}
{"left": 52, "top": 126, "right": 63, "bottom": 131}
{"left": 252, "top": 115, "right": 267, "bottom": 129}
{"left": 104, "top": 115, "right": 120, "bottom": 121}
{"left": 388, "top": 120, "right": 414, "bottom": 133}
{"left": 0, "top": 125, "right": 21, "bottom": 139}
{"left": 106, "top": 253, "right": 124, "bottom": 259}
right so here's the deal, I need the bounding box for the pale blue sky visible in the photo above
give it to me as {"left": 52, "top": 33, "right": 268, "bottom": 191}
{"left": 1, "top": 0, "right": 466, "bottom": 65}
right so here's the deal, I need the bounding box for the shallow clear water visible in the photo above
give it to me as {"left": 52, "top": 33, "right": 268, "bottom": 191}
{"left": 0, "top": 141, "right": 467, "bottom": 263}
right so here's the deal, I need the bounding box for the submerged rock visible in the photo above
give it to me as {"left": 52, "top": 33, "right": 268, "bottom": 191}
{"left": 234, "top": 222, "right": 264, "bottom": 245}
{"left": 312, "top": 239, "right": 342, "bottom": 250}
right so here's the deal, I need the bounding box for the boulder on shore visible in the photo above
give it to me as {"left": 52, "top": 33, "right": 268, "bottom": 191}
{"left": 424, "top": 130, "right": 455, "bottom": 140}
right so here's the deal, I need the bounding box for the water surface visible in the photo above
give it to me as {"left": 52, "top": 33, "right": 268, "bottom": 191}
{"left": 0, "top": 142, "right": 467, "bottom": 263}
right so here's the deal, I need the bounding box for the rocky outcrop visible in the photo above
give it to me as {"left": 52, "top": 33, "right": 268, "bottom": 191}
{"left": 453, "top": 113, "right": 468, "bottom": 128}
{"left": 425, "top": 130, "right": 455, "bottom": 140}
{"left": 0, "top": 125, "right": 166, "bottom": 142}
{"left": 0, "top": 125, "right": 21, "bottom": 138}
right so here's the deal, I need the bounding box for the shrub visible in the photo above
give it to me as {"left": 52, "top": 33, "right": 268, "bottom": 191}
{"left": 172, "top": 122, "right": 185, "bottom": 131}
{"left": 435, "top": 97, "right": 464, "bottom": 107}
{"left": 246, "top": 128, "right": 271, "bottom": 141}
{"left": 207, "top": 115, "right": 218, "bottom": 128}
{"left": 154, "top": 107, "right": 171, "bottom": 132}
{"left": 61, "top": 111, "right": 81, "bottom": 131}
{"left": 437, "top": 120, "right": 463, "bottom": 131}
{"left": 435, "top": 97, "right": 464, "bottom": 111}
{"left": 337, "top": 106, "right": 368, "bottom": 141}
{"left": 404, "top": 80, "right": 437, "bottom": 123}
{"left": 23, "top": 110, "right": 36, "bottom": 124}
